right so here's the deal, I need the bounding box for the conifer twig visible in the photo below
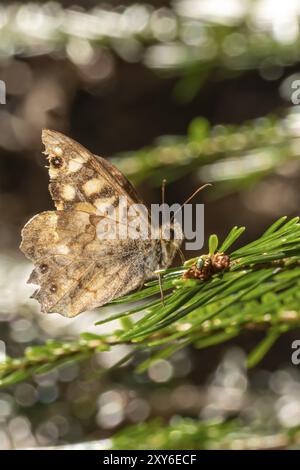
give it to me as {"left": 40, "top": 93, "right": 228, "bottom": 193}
{"left": 112, "top": 110, "right": 300, "bottom": 193}
{"left": 1, "top": 217, "right": 300, "bottom": 386}
{"left": 3, "top": 2, "right": 300, "bottom": 83}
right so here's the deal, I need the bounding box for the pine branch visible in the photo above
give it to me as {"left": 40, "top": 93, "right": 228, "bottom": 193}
{"left": 106, "top": 216, "right": 300, "bottom": 371}
{"left": 112, "top": 110, "right": 300, "bottom": 193}
{"left": 0, "top": 334, "right": 110, "bottom": 387}
{"left": 112, "top": 418, "right": 300, "bottom": 450}
{"left": 1, "top": 216, "right": 300, "bottom": 386}
{"left": 29, "top": 419, "right": 300, "bottom": 450}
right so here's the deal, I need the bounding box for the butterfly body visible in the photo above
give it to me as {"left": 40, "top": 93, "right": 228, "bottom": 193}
{"left": 20, "top": 130, "right": 182, "bottom": 317}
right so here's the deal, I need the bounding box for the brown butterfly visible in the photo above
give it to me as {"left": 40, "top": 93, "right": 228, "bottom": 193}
{"left": 20, "top": 130, "right": 183, "bottom": 317}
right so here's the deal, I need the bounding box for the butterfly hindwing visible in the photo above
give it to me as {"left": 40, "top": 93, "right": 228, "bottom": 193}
{"left": 20, "top": 209, "right": 156, "bottom": 317}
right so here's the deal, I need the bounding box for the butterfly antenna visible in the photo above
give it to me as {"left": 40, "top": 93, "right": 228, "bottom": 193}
{"left": 161, "top": 178, "right": 167, "bottom": 205}
{"left": 170, "top": 183, "right": 212, "bottom": 223}
{"left": 157, "top": 179, "right": 168, "bottom": 305}
{"left": 159, "top": 179, "right": 167, "bottom": 242}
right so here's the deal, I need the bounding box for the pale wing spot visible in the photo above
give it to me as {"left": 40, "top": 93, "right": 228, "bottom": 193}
{"left": 94, "top": 197, "right": 117, "bottom": 213}
{"left": 67, "top": 156, "right": 86, "bottom": 173}
{"left": 74, "top": 153, "right": 89, "bottom": 163}
{"left": 56, "top": 244, "right": 70, "bottom": 255}
{"left": 67, "top": 160, "right": 83, "bottom": 174}
{"left": 82, "top": 178, "right": 105, "bottom": 196}
{"left": 62, "top": 184, "right": 76, "bottom": 201}
{"left": 49, "top": 167, "right": 60, "bottom": 179}
{"left": 53, "top": 146, "right": 63, "bottom": 157}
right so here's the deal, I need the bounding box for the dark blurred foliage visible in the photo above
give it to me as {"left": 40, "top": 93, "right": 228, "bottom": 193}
{"left": 2, "top": 1, "right": 300, "bottom": 251}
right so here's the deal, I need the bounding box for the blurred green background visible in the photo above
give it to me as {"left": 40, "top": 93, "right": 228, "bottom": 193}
{"left": 1, "top": 0, "right": 300, "bottom": 449}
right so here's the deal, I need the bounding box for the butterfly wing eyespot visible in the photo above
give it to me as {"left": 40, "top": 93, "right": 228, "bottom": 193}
{"left": 39, "top": 263, "right": 48, "bottom": 274}
{"left": 50, "top": 156, "right": 63, "bottom": 168}
{"left": 49, "top": 283, "right": 57, "bottom": 293}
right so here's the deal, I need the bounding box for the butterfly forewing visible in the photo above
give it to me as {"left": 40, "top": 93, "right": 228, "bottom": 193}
{"left": 42, "top": 130, "right": 143, "bottom": 213}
